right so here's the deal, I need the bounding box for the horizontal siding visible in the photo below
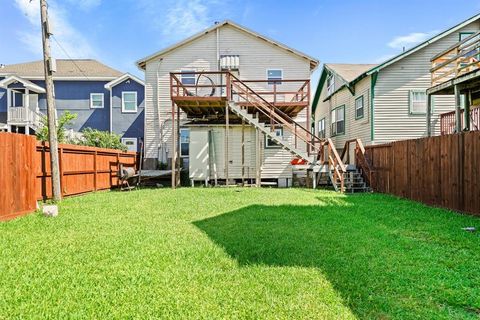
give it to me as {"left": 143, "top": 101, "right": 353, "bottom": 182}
{"left": 143, "top": 24, "right": 313, "bottom": 175}
{"left": 374, "top": 21, "right": 480, "bottom": 144}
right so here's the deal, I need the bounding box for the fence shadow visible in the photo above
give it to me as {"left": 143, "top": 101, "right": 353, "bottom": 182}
{"left": 193, "top": 196, "right": 480, "bottom": 318}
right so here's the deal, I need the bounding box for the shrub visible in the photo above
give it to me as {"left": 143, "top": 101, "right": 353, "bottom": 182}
{"left": 36, "top": 111, "right": 77, "bottom": 143}
{"left": 78, "top": 128, "right": 128, "bottom": 152}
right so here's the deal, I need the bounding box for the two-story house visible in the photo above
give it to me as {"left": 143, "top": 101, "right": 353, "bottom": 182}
{"left": 136, "top": 20, "right": 319, "bottom": 186}
{"left": 0, "top": 59, "right": 145, "bottom": 151}
{"left": 313, "top": 14, "right": 480, "bottom": 150}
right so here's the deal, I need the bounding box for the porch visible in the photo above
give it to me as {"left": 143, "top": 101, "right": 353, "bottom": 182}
{"left": 427, "top": 31, "right": 480, "bottom": 135}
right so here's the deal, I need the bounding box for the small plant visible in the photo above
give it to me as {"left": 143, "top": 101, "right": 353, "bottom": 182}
{"left": 79, "top": 128, "right": 128, "bottom": 152}
{"left": 36, "top": 111, "right": 77, "bottom": 143}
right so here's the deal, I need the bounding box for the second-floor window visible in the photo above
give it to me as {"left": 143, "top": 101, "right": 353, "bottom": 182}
{"left": 331, "top": 105, "right": 345, "bottom": 136}
{"left": 318, "top": 118, "right": 326, "bottom": 138}
{"left": 90, "top": 93, "right": 104, "bottom": 109}
{"left": 122, "top": 92, "right": 137, "bottom": 113}
{"left": 355, "top": 95, "right": 364, "bottom": 119}
{"left": 267, "top": 69, "right": 282, "bottom": 85}
{"left": 409, "top": 90, "right": 427, "bottom": 115}
{"left": 327, "top": 73, "right": 335, "bottom": 95}
{"left": 181, "top": 70, "right": 196, "bottom": 85}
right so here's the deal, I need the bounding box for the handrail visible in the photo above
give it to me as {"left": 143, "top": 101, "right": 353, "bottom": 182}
{"left": 431, "top": 31, "right": 480, "bottom": 62}
{"left": 340, "top": 138, "right": 374, "bottom": 188}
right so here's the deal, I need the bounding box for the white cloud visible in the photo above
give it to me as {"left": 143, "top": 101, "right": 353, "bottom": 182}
{"left": 137, "top": 0, "right": 230, "bottom": 43}
{"left": 387, "top": 31, "right": 437, "bottom": 50}
{"left": 14, "top": 0, "right": 97, "bottom": 59}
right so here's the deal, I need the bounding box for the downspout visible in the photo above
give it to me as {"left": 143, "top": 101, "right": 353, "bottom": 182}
{"left": 109, "top": 87, "right": 112, "bottom": 133}
{"left": 370, "top": 71, "right": 378, "bottom": 142}
{"left": 156, "top": 58, "right": 164, "bottom": 164}
{"left": 216, "top": 25, "right": 220, "bottom": 71}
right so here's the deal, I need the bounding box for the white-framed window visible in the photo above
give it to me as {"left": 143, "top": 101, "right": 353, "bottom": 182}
{"left": 180, "top": 128, "right": 190, "bottom": 157}
{"left": 265, "top": 127, "right": 283, "bottom": 148}
{"left": 121, "top": 137, "right": 137, "bottom": 152}
{"left": 355, "top": 95, "right": 364, "bottom": 119}
{"left": 267, "top": 69, "right": 282, "bottom": 85}
{"left": 327, "top": 73, "right": 335, "bottom": 95}
{"left": 90, "top": 93, "right": 104, "bottom": 109}
{"left": 409, "top": 90, "right": 427, "bottom": 115}
{"left": 181, "top": 70, "right": 196, "bottom": 85}
{"left": 331, "top": 105, "right": 345, "bottom": 136}
{"left": 318, "top": 118, "right": 326, "bottom": 138}
{"left": 122, "top": 91, "right": 137, "bottom": 113}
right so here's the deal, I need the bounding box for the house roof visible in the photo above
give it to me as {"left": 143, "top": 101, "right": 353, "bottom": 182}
{"left": 136, "top": 20, "right": 319, "bottom": 71}
{"left": 0, "top": 59, "right": 123, "bottom": 80}
{"left": 326, "top": 63, "right": 377, "bottom": 83}
{"left": 312, "top": 12, "right": 480, "bottom": 113}
{"left": 104, "top": 73, "right": 145, "bottom": 90}
{"left": 0, "top": 75, "right": 46, "bottom": 93}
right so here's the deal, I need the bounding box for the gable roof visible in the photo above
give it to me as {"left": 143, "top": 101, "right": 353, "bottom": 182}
{"left": 104, "top": 73, "right": 145, "bottom": 90}
{"left": 326, "top": 64, "right": 377, "bottom": 83}
{"left": 0, "top": 59, "right": 123, "bottom": 80}
{"left": 136, "top": 20, "right": 319, "bottom": 71}
{"left": 312, "top": 13, "right": 480, "bottom": 113}
{"left": 0, "top": 75, "right": 46, "bottom": 93}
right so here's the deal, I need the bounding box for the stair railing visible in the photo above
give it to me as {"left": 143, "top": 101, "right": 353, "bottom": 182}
{"left": 340, "top": 139, "right": 374, "bottom": 188}
{"left": 326, "top": 138, "right": 346, "bottom": 192}
{"left": 226, "top": 72, "right": 323, "bottom": 157}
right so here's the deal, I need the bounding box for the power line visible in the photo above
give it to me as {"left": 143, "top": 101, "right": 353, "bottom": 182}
{"left": 51, "top": 35, "right": 91, "bottom": 81}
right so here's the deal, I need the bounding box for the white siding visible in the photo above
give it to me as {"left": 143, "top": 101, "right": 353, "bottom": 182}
{"left": 143, "top": 24, "right": 313, "bottom": 177}
{"left": 374, "top": 21, "right": 480, "bottom": 143}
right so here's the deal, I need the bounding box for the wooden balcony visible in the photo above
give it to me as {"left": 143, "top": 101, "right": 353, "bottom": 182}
{"left": 440, "top": 107, "right": 480, "bottom": 135}
{"left": 170, "top": 71, "right": 310, "bottom": 118}
{"left": 7, "top": 106, "right": 42, "bottom": 127}
{"left": 429, "top": 31, "right": 480, "bottom": 95}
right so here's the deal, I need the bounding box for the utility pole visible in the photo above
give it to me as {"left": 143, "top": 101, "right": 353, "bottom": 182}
{"left": 40, "top": 0, "right": 61, "bottom": 201}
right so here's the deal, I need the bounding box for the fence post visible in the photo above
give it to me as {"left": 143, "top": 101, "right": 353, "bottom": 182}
{"left": 94, "top": 150, "right": 97, "bottom": 191}
{"left": 59, "top": 145, "right": 64, "bottom": 197}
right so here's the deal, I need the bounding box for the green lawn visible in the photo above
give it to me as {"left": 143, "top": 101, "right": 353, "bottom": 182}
{"left": 1, "top": 188, "right": 480, "bottom": 319}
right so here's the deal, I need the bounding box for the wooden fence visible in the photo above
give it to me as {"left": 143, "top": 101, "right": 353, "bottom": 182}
{"left": 0, "top": 133, "right": 138, "bottom": 221}
{"left": 365, "top": 131, "right": 480, "bottom": 216}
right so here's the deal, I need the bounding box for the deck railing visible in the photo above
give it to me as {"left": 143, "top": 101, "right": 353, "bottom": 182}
{"left": 440, "top": 107, "right": 480, "bottom": 135}
{"left": 431, "top": 31, "right": 480, "bottom": 86}
{"left": 170, "top": 71, "right": 310, "bottom": 107}
{"left": 7, "top": 106, "right": 42, "bottom": 126}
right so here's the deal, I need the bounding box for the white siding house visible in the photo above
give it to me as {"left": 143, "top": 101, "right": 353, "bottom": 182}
{"left": 313, "top": 14, "right": 480, "bottom": 149}
{"left": 137, "top": 20, "right": 318, "bottom": 185}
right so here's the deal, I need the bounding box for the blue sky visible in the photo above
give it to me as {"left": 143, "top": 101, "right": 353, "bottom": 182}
{"left": 1, "top": 0, "right": 480, "bottom": 84}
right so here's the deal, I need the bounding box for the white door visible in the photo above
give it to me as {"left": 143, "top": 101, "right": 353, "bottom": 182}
{"left": 121, "top": 138, "right": 137, "bottom": 152}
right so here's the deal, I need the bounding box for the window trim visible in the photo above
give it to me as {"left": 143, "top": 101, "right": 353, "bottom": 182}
{"left": 90, "top": 93, "right": 104, "bottom": 109}
{"left": 327, "top": 73, "right": 335, "bottom": 95}
{"left": 180, "top": 128, "right": 190, "bottom": 157}
{"left": 265, "top": 126, "right": 283, "bottom": 148}
{"left": 180, "top": 70, "right": 196, "bottom": 86}
{"left": 355, "top": 95, "right": 365, "bottom": 120}
{"left": 121, "top": 91, "right": 138, "bottom": 113}
{"left": 409, "top": 89, "right": 427, "bottom": 115}
{"left": 121, "top": 137, "right": 137, "bottom": 152}
{"left": 318, "top": 118, "right": 326, "bottom": 138}
{"left": 459, "top": 32, "right": 475, "bottom": 41}
{"left": 266, "top": 69, "right": 283, "bottom": 85}
{"left": 331, "top": 105, "right": 346, "bottom": 136}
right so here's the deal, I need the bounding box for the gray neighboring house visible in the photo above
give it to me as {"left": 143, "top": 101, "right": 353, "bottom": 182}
{"left": 312, "top": 13, "right": 480, "bottom": 149}
{"left": 0, "top": 59, "right": 145, "bottom": 151}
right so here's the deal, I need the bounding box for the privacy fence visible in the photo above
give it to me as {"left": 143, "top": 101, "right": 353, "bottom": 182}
{"left": 0, "top": 133, "right": 138, "bottom": 221}
{"left": 365, "top": 131, "right": 480, "bottom": 216}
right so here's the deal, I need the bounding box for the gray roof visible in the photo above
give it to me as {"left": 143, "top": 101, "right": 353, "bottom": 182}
{"left": 0, "top": 59, "right": 123, "bottom": 79}
{"left": 325, "top": 63, "right": 377, "bottom": 83}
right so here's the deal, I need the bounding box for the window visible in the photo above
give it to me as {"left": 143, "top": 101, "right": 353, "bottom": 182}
{"left": 318, "top": 118, "right": 326, "bottom": 138}
{"left": 327, "top": 73, "right": 335, "bottom": 95}
{"left": 409, "top": 90, "right": 427, "bottom": 114}
{"left": 122, "top": 92, "right": 137, "bottom": 113}
{"left": 331, "top": 105, "right": 345, "bottom": 136}
{"left": 265, "top": 127, "right": 283, "bottom": 148}
{"left": 181, "top": 70, "right": 196, "bottom": 85}
{"left": 180, "top": 128, "right": 190, "bottom": 157}
{"left": 355, "top": 95, "right": 364, "bottom": 119}
{"left": 460, "top": 32, "right": 475, "bottom": 41}
{"left": 121, "top": 138, "right": 137, "bottom": 152}
{"left": 90, "top": 93, "right": 104, "bottom": 109}
{"left": 267, "top": 69, "right": 282, "bottom": 85}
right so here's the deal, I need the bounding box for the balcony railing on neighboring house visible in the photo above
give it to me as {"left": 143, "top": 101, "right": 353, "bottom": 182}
{"left": 7, "top": 106, "right": 42, "bottom": 129}
{"left": 440, "top": 107, "right": 480, "bottom": 135}
{"left": 431, "top": 31, "right": 480, "bottom": 87}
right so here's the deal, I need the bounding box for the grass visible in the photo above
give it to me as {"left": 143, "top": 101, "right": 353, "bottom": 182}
{"left": 1, "top": 188, "right": 480, "bottom": 319}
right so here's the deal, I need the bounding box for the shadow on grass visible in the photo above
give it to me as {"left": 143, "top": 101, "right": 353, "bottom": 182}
{"left": 193, "top": 195, "right": 480, "bottom": 319}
